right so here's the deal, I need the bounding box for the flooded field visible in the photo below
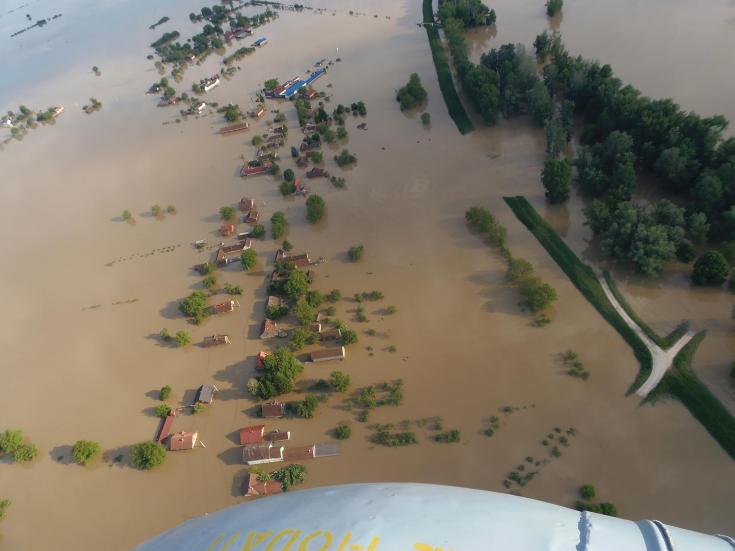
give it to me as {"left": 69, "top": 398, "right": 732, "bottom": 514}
{"left": 0, "top": 0, "right": 733, "bottom": 548}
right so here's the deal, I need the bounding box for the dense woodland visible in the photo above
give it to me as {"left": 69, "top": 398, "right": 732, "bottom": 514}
{"left": 436, "top": 6, "right": 735, "bottom": 279}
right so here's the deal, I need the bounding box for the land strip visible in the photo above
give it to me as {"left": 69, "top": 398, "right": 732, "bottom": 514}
{"left": 421, "top": 0, "right": 474, "bottom": 135}
{"left": 505, "top": 196, "right": 735, "bottom": 460}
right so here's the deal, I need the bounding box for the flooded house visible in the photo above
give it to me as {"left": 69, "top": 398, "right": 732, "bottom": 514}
{"left": 306, "top": 167, "right": 328, "bottom": 178}
{"left": 266, "top": 295, "right": 281, "bottom": 311}
{"left": 240, "top": 424, "right": 265, "bottom": 445}
{"left": 212, "top": 300, "right": 237, "bottom": 315}
{"left": 243, "top": 210, "right": 260, "bottom": 224}
{"left": 260, "top": 319, "right": 279, "bottom": 339}
{"left": 195, "top": 384, "right": 219, "bottom": 404}
{"left": 264, "top": 429, "right": 290, "bottom": 443}
{"left": 157, "top": 414, "right": 176, "bottom": 444}
{"left": 242, "top": 442, "right": 283, "bottom": 465}
{"left": 220, "top": 223, "right": 236, "bottom": 237}
{"left": 203, "top": 334, "right": 230, "bottom": 347}
{"left": 216, "top": 241, "right": 250, "bottom": 265}
{"left": 310, "top": 346, "right": 346, "bottom": 363}
{"left": 239, "top": 197, "right": 255, "bottom": 212}
{"left": 275, "top": 249, "right": 312, "bottom": 268}
{"left": 249, "top": 107, "right": 265, "bottom": 118}
{"left": 261, "top": 401, "right": 285, "bottom": 418}
{"left": 320, "top": 328, "right": 341, "bottom": 341}
{"left": 220, "top": 121, "right": 250, "bottom": 135}
{"left": 240, "top": 162, "right": 272, "bottom": 177}
{"left": 169, "top": 431, "right": 198, "bottom": 451}
{"left": 243, "top": 472, "right": 282, "bottom": 497}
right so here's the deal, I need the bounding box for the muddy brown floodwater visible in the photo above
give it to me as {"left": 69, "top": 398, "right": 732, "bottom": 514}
{"left": 0, "top": 0, "right": 734, "bottom": 548}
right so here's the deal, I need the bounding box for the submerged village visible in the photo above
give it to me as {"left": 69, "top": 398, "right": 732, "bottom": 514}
{"left": 2, "top": 0, "right": 735, "bottom": 547}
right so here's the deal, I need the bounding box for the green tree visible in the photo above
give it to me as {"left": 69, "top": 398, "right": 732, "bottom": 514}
{"left": 179, "top": 291, "right": 209, "bottom": 323}
{"left": 546, "top": 0, "right": 563, "bottom": 16}
{"left": 156, "top": 403, "right": 172, "bottom": 418}
{"left": 283, "top": 168, "right": 294, "bottom": 182}
{"left": 224, "top": 283, "right": 243, "bottom": 295}
{"left": 330, "top": 371, "right": 351, "bottom": 392}
{"left": 294, "top": 395, "right": 319, "bottom": 418}
{"left": 306, "top": 195, "right": 326, "bottom": 223}
{"left": 241, "top": 249, "right": 257, "bottom": 270}
{"left": 341, "top": 329, "right": 358, "bottom": 345}
{"left": 282, "top": 240, "right": 293, "bottom": 252}
{"left": 289, "top": 327, "right": 318, "bottom": 351}
{"left": 175, "top": 330, "right": 191, "bottom": 347}
{"left": 264, "top": 78, "right": 279, "bottom": 91}
{"left": 202, "top": 275, "right": 217, "bottom": 289}
{"left": 0, "top": 498, "right": 9, "bottom": 521}
{"left": 13, "top": 444, "right": 38, "bottom": 463}
{"left": 271, "top": 211, "right": 287, "bottom": 239}
{"left": 506, "top": 257, "right": 534, "bottom": 284}
{"left": 122, "top": 210, "right": 132, "bottom": 221}
{"left": 527, "top": 81, "right": 552, "bottom": 126}
{"left": 519, "top": 277, "right": 558, "bottom": 312}
{"left": 219, "top": 206, "right": 236, "bottom": 220}
{"left": 542, "top": 157, "right": 572, "bottom": 203}
{"left": 292, "top": 298, "right": 317, "bottom": 325}
{"left": 159, "top": 385, "right": 172, "bottom": 400}
{"left": 272, "top": 464, "right": 307, "bottom": 490}
{"left": 580, "top": 484, "right": 596, "bottom": 500}
{"left": 284, "top": 270, "right": 309, "bottom": 300}
{"left": 334, "top": 149, "right": 356, "bottom": 167}
{"left": 692, "top": 251, "right": 729, "bottom": 285}
{"left": 251, "top": 224, "right": 265, "bottom": 238}
{"left": 71, "top": 440, "right": 101, "bottom": 465}
{"left": 258, "top": 347, "right": 304, "bottom": 399}
{"left": 327, "top": 289, "right": 342, "bottom": 302}
{"left": 335, "top": 424, "right": 351, "bottom": 439}
{"left": 131, "top": 441, "right": 167, "bottom": 470}
{"left": 348, "top": 245, "right": 364, "bottom": 262}
{"left": 0, "top": 430, "right": 23, "bottom": 455}
{"left": 396, "top": 73, "right": 427, "bottom": 110}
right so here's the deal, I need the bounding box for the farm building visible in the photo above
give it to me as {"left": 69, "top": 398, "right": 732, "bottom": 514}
{"left": 203, "top": 335, "right": 231, "bottom": 347}
{"left": 196, "top": 384, "right": 219, "bottom": 404}
{"left": 310, "top": 347, "right": 346, "bottom": 363}
{"left": 242, "top": 443, "right": 284, "bottom": 465}
{"left": 261, "top": 401, "right": 286, "bottom": 418}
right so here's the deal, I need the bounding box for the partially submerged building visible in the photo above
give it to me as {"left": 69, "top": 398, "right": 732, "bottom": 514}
{"left": 255, "top": 350, "right": 271, "bottom": 370}
{"left": 203, "top": 334, "right": 231, "bottom": 347}
{"left": 261, "top": 401, "right": 286, "bottom": 418}
{"left": 310, "top": 346, "right": 346, "bottom": 363}
{"left": 221, "top": 223, "right": 236, "bottom": 237}
{"left": 169, "top": 431, "right": 198, "bottom": 451}
{"left": 196, "top": 384, "right": 219, "bottom": 404}
{"left": 260, "top": 319, "right": 278, "bottom": 339}
{"left": 243, "top": 472, "right": 283, "bottom": 497}
{"left": 242, "top": 442, "right": 284, "bottom": 465}
{"left": 212, "top": 300, "right": 236, "bottom": 315}
{"left": 240, "top": 424, "right": 265, "bottom": 445}
{"left": 216, "top": 241, "right": 250, "bottom": 266}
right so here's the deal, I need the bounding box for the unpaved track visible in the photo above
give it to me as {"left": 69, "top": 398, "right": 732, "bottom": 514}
{"left": 598, "top": 277, "right": 695, "bottom": 398}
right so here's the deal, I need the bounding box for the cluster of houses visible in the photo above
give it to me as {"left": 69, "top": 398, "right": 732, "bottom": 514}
{"left": 257, "top": 249, "right": 346, "bottom": 362}
{"left": 241, "top": 126, "right": 286, "bottom": 176}
{"left": 239, "top": 423, "right": 340, "bottom": 496}
{"left": 223, "top": 26, "right": 252, "bottom": 41}
{"left": 263, "top": 68, "right": 325, "bottom": 100}
{"left": 155, "top": 384, "right": 219, "bottom": 451}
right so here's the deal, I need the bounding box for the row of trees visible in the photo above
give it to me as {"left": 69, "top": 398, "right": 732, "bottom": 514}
{"left": 1, "top": 429, "right": 100, "bottom": 465}
{"left": 466, "top": 207, "right": 558, "bottom": 312}
{"left": 437, "top": 0, "right": 496, "bottom": 27}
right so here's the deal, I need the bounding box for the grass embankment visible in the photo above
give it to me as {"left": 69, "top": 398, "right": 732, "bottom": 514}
{"left": 602, "top": 271, "right": 690, "bottom": 349}
{"left": 422, "top": 0, "right": 474, "bottom": 135}
{"left": 649, "top": 332, "right": 735, "bottom": 461}
{"left": 503, "top": 196, "right": 653, "bottom": 383}
{"left": 506, "top": 196, "right": 735, "bottom": 460}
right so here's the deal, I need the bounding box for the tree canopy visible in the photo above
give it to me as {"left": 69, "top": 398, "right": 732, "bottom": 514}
{"left": 71, "top": 440, "right": 101, "bottom": 465}
{"left": 257, "top": 347, "right": 304, "bottom": 399}
{"left": 692, "top": 251, "right": 729, "bottom": 285}
{"left": 306, "top": 195, "right": 326, "bottom": 223}
{"left": 131, "top": 441, "right": 166, "bottom": 470}
{"left": 396, "top": 73, "right": 427, "bottom": 110}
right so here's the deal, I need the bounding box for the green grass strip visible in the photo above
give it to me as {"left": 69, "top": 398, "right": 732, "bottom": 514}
{"left": 503, "top": 196, "right": 652, "bottom": 388}
{"left": 422, "top": 0, "right": 474, "bottom": 135}
{"left": 649, "top": 332, "right": 735, "bottom": 460}
{"left": 602, "top": 271, "right": 690, "bottom": 349}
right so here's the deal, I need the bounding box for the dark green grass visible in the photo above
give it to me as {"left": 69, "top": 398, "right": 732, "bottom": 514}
{"left": 422, "top": 0, "right": 474, "bottom": 135}
{"left": 648, "top": 332, "right": 735, "bottom": 460}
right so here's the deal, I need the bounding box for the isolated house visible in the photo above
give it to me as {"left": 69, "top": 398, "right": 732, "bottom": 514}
{"left": 255, "top": 350, "right": 271, "bottom": 370}
{"left": 320, "top": 328, "right": 341, "bottom": 341}
{"left": 157, "top": 414, "right": 176, "bottom": 444}
{"left": 261, "top": 401, "right": 285, "bottom": 418}
{"left": 240, "top": 197, "right": 255, "bottom": 212}
{"left": 242, "top": 442, "right": 284, "bottom": 465}
{"left": 310, "top": 346, "right": 346, "bottom": 363}
{"left": 196, "top": 384, "right": 219, "bottom": 404}
{"left": 203, "top": 335, "right": 230, "bottom": 347}
{"left": 212, "top": 300, "right": 236, "bottom": 315}
{"left": 169, "top": 431, "right": 198, "bottom": 451}
{"left": 221, "top": 223, "right": 236, "bottom": 236}
{"left": 260, "top": 319, "right": 278, "bottom": 339}
{"left": 216, "top": 241, "right": 250, "bottom": 265}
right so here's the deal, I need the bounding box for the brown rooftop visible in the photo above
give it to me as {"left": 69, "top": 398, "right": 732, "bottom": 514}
{"left": 240, "top": 425, "right": 265, "bottom": 445}
{"left": 169, "top": 431, "right": 198, "bottom": 451}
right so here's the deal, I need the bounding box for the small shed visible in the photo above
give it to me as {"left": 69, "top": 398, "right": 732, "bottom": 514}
{"left": 240, "top": 424, "right": 265, "bottom": 445}
{"left": 261, "top": 401, "right": 285, "bottom": 418}
{"left": 196, "top": 384, "right": 219, "bottom": 404}
{"left": 203, "top": 335, "right": 231, "bottom": 347}
{"left": 264, "top": 430, "right": 291, "bottom": 442}
{"left": 260, "top": 319, "right": 278, "bottom": 340}
{"left": 169, "top": 431, "right": 198, "bottom": 451}
{"left": 310, "top": 346, "right": 346, "bottom": 363}
{"left": 243, "top": 472, "right": 283, "bottom": 497}
{"left": 240, "top": 197, "right": 255, "bottom": 212}
{"left": 242, "top": 442, "right": 284, "bottom": 465}
{"left": 212, "top": 300, "right": 236, "bottom": 315}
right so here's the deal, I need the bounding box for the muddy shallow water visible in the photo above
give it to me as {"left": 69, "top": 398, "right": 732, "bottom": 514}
{"left": 0, "top": 0, "right": 733, "bottom": 548}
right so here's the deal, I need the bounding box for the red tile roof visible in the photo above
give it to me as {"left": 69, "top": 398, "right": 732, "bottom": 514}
{"left": 169, "top": 431, "right": 197, "bottom": 451}
{"left": 240, "top": 425, "right": 265, "bottom": 445}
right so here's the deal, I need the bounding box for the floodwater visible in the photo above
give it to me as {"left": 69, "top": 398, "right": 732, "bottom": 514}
{"left": 0, "top": 0, "right": 734, "bottom": 548}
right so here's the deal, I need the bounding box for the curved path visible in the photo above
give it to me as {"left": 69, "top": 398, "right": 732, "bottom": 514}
{"left": 599, "top": 276, "right": 695, "bottom": 398}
